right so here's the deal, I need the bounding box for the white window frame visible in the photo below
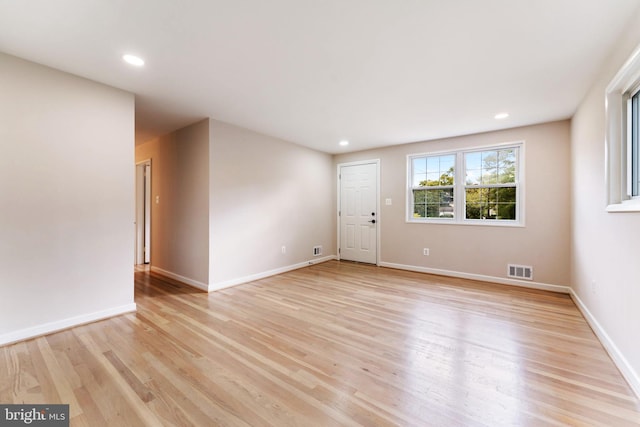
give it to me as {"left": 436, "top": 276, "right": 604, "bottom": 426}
{"left": 407, "top": 141, "right": 525, "bottom": 226}
{"left": 629, "top": 86, "right": 640, "bottom": 198}
{"left": 408, "top": 151, "right": 456, "bottom": 220}
{"left": 605, "top": 43, "right": 640, "bottom": 212}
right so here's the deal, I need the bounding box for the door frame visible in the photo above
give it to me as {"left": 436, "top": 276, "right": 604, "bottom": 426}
{"left": 135, "top": 159, "right": 152, "bottom": 265}
{"left": 336, "top": 159, "right": 381, "bottom": 265}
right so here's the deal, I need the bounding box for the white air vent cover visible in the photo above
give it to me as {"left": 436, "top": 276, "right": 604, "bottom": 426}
{"left": 508, "top": 264, "right": 533, "bottom": 280}
{"left": 313, "top": 246, "right": 323, "bottom": 256}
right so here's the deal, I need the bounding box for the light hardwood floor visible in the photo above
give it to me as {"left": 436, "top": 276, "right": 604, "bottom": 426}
{"left": 1, "top": 260, "right": 639, "bottom": 426}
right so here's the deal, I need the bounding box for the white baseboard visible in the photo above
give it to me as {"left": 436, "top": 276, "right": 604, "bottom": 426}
{"left": 209, "top": 255, "right": 336, "bottom": 292}
{"left": 150, "top": 266, "right": 209, "bottom": 291}
{"left": 570, "top": 290, "right": 640, "bottom": 399}
{"left": 379, "top": 262, "right": 571, "bottom": 294}
{"left": 0, "top": 303, "right": 137, "bottom": 347}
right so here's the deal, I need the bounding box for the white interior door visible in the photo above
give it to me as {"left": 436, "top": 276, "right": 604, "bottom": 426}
{"left": 339, "top": 162, "right": 378, "bottom": 264}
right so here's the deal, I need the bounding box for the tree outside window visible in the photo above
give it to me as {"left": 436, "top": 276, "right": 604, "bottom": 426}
{"left": 464, "top": 149, "right": 517, "bottom": 220}
{"left": 408, "top": 143, "right": 522, "bottom": 224}
{"left": 412, "top": 155, "right": 455, "bottom": 219}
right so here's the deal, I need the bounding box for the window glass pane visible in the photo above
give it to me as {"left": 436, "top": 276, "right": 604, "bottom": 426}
{"left": 633, "top": 92, "right": 639, "bottom": 196}
{"left": 465, "top": 152, "right": 481, "bottom": 169}
{"left": 413, "top": 157, "right": 426, "bottom": 174}
{"left": 425, "top": 172, "right": 440, "bottom": 186}
{"left": 438, "top": 155, "right": 455, "bottom": 186}
{"left": 467, "top": 150, "right": 516, "bottom": 185}
{"left": 481, "top": 151, "right": 498, "bottom": 184}
{"left": 495, "top": 187, "right": 517, "bottom": 219}
{"left": 412, "top": 158, "right": 426, "bottom": 187}
{"left": 438, "top": 188, "right": 455, "bottom": 218}
{"left": 465, "top": 187, "right": 485, "bottom": 219}
{"left": 426, "top": 156, "right": 440, "bottom": 172}
{"left": 465, "top": 152, "right": 481, "bottom": 185}
{"left": 413, "top": 189, "right": 454, "bottom": 218}
{"left": 497, "top": 149, "right": 517, "bottom": 183}
{"left": 466, "top": 169, "right": 481, "bottom": 185}
{"left": 439, "top": 155, "right": 455, "bottom": 174}
{"left": 413, "top": 189, "right": 426, "bottom": 218}
{"left": 414, "top": 154, "right": 456, "bottom": 187}
{"left": 465, "top": 187, "right": 516, "bottom": 220}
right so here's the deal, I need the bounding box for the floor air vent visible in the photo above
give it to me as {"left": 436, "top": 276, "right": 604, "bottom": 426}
{"left": 508, "top": 264, "right": 533, "bottom": 280}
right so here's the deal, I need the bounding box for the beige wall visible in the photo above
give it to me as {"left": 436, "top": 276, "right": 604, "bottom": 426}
{"left": 334, "top": 120, "right": 572, "bottom": 287}
{"left": 571, "top": 6, "right": 640, "bottom": 393}
{"left": 209, "top": 120, "right": 335, "bottom": 286}
{"left": 136, "top": 119, "right": 210, "bottom": 286}
{"left": 0, "top": 53, "right": 135, "bottom": 344}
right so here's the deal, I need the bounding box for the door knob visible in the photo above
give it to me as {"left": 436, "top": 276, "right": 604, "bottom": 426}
{"left": 368, "top": 219, "right": 376, "bottom": 224}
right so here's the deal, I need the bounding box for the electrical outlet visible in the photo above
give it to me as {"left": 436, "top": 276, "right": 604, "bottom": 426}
{"left": 423, "top": 248, "right": 429, "bottom": 256}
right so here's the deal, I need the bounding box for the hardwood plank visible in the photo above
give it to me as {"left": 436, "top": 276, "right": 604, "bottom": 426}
{"left": 1, "top": 260, "right": 639, "bottom": 426}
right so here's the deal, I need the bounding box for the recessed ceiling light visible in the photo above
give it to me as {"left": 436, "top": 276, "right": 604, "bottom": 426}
{"left": 494, "top": 112, "right": 509, "bottom": 120}
{"left": 122, "top": 54, "right": 145, "bottom": 67}
{"left": 339, "top": 140, "right": 349, "bottom": 146}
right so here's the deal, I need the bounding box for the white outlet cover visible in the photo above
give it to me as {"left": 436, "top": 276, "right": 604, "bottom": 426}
{"left": 385, "top": 198, "right": 392, "bottom": 205}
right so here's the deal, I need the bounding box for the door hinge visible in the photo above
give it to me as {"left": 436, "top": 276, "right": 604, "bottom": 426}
{"left": 338, "top": 210, "right": 341, "bottom": 217}
{"left": 338, "top": 248, "right": 341, "bottom": 254}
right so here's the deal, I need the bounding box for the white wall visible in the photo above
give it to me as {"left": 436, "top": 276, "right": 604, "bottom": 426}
{"left": 571, "top": 7, "right": 640, "bottom": 395}
{"left": 209, "top": 120, "right": 335, "bottom": 288}
{"left": 0, "top": 53, "right": 135, "bottom": 344}
{"left": 136, "top": 119, "right": 210, "bottom": 288}
{"left": 334, "top": 121, "right": 572, "bottom": 290}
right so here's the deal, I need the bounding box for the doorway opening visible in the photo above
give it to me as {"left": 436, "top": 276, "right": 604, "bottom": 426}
{"left": 135, "top": 160, "right": 151, "bottom": 266}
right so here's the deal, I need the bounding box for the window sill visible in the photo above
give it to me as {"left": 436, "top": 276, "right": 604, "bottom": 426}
{"left": 606, "top": 199, "right": 640, "bottom": 212}
{"left": 407, "top": 218, "right": 525, "bottom": 227}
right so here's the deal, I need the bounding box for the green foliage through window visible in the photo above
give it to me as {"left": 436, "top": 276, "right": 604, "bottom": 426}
{"left": 409, "top": 145, "right": 521, "bottom": 223}
{"left": 464, "top": 148, "right": 517, "bottom": 221}
{"left": 411, "top": 154, "right": 455, "bottom": 219}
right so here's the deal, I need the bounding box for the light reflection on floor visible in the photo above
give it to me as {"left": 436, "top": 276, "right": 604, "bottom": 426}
{"left": 401, "top": 297, "right": 524, "bottom": 425}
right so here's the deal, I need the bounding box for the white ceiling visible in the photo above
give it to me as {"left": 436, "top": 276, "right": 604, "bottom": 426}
{"left": 1, "top": 0, "right": 639, "bottom": 153}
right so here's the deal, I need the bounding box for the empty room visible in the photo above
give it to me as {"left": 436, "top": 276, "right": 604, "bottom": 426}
{"left": 1, "top": 1, "right": 640, "bottom": 425}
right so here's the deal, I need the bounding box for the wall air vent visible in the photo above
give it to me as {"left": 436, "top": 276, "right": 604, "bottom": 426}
{"left": 313, "top": 246, "right": 322, "bottom": 256}
{"left": 508, "top": 264, "right": 533, "bottom": 280}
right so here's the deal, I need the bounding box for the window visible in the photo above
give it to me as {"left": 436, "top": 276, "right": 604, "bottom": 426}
{"left": 408, "top": 143, "right": 523, "bottom": 225}
{"left": 605, "top": 43, "right": 640, "bottom": 212}
{"left": 630, "top": 88, "right": 639, "bottom": 197}
{"left": 464, "top": 148, "right": 518, "bottom": 220}
{"left": 411, "top": 154, "right": 455, "bottom": 219}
